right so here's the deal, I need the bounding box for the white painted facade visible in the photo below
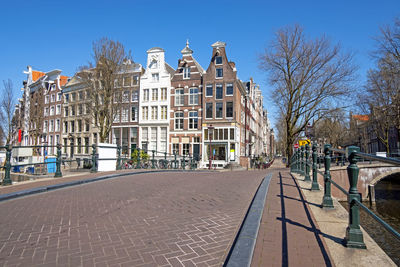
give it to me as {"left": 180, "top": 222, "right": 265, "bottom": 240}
{"left": 138, "top": 47, "right": 175, "bottom": 155}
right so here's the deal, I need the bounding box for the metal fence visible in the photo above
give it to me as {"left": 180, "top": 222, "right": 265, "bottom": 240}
{"left": 290, "top": 143, "right": 400, "bottom": 249}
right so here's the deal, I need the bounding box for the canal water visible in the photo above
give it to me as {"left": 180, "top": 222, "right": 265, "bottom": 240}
{"left": 341, "top": 172, "right": 400, "bottom": 265}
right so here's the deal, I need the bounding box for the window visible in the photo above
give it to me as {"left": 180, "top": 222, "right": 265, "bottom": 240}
{"left": 77, "top": 138, "right": 81, "bottom": 153}
{"left": 51, "top": 84, "right": 56, "bottom": 91}
{"left": 131, "top": 106, "right": 137, "bottom": 121}
{"left": 161, "top": 88, "right": 167, "bottom": 101}
{"left": 64, "top": 121, "right": 68, "bottom": 133}
{"left": 189, "top": 111, "right": 198, "bottom": 129}
{"left": 216, "top": 56, "right": 223, "bottom": 65}
{"left": 64, "top": 94, "right": 69, "bottom": 103}
{"left": 230, "top": 128, "right": 235, "bottom": 140}
{"left": 175, "top": 112, "right": 183, "bottom": 130}
{"left": 71, "top": 105, "right": 75, "bottom": 116}
{"left": 85, "top": 120, "right": 90, "bottom": 132}
{"left": 57, "top": 93, "right": 62, "bottom": 101}
{"left": 123, "top": 91, "right": 129, "bottom": 102}
{"left": 50, "top": 106, "right": 55, "bottom": 116}
{"left": 131, "top": 90, "right": 138, "bottom": 102}
{"left": 152, "top": 88, "right": 158, "bottom": 101}
{"left": 51, "top": 94, "right": 55, "bottom": 102}
{"left": 216, "top": 84, "right": 223, "bottom": 99}
{"left": 44, "top": 107, "right": 49, "bottom": 116}
{"left": 189, "top": 88, "right": 198, "bottom": 105}
{"left": 45, "top": 95, "right": 49, "bottom": 104}
{"left": 183, "top": 144, "right": 190, "bottom": 156}
{"left": 173, "top": 144, "right": 179, "bottom": 155}
{"left": 50, "top": 120, "right": 54, "bottom": 132}
{"left": 78, "top": 104, "right": 83, "bottom": 115}
{"left": 79, "top": 91, "right": 84, "bottom": 100}
{"left": 56, "top": 119, "right": 60, "bottom": 131}
{"left": 114, "top": 79, "right": 121, "bottom": 88}
{"left": 183, "top": 67, "right": 191, "bottom": 79}
{"left": 56, "top": 104, "right": 61, "bottom": 115}
{"left": 152, "top": 73, "right": 159, "bottom": 82}
{"left": 150, "top": 60, "right": 158, "bottom": 69}
{"left": 216, "top": 103, "right": 223, "bottom": 118}
{"left": 122, "top": 107, "right": 129, "bottom": 122}
{"left": 84, "top": 137, "right": 89, "bottom": 154}
{"left": 216, "top": 68, "right": 223, "bottom": 78}
{"left": 206, "top": 103, "right": 213, "bottom": 119}
{"left": 142, "top": 127, "right": 148, "bottom": 143}
{"left": 142, "top": 106, "right": 148, "bottom": 120}
{"left": 78, "top": 120, "right": 82, "bottom": 132}
{"left": 113, "top": 92, "right": 120, "bottom": 103}
{"left": 206, "top": 84, "right": 213, "bottom": 97}
{"left": 160, "top": 127, "right": 167, "bottom": 153}
{"left": 143, "top": 89, "right": 149, "bottom": 102}
{"left": 151, "top": 106, "right": 158, "bottom": 120}
{"left": 133, "top": 75, "right": 139, "bottom": 85}
{"left": 226, "top": 83, "right": 233, "bottom": 95}
{"left": 71, "top": 93, "right": 76, "bottom": 101}
{"left": 70, "top": 121, "right": 75, "bottom": 133}
{"left": 123, "top": 76, "right": 131, "bottom": 87}
{"left": 175, "top": 89, "right": 184, "bottom": 106}
{"left": 226, "top": 102, "right": 233, "bottom": 118}
{"left": 85, "top": 103, "right": 90, "bottom": 114}
{"left": 161, "top": 106, "right": 167, "bottom": 120}
{"left": 114, "top": 109, "right": 120, "bottom": 122}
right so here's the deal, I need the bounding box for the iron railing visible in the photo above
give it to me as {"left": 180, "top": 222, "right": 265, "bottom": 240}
{"left": 290, "top": 143, "right": 400, "bottom": 249}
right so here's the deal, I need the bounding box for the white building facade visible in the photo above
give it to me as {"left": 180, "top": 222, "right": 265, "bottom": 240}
{"left": 138, "top": 47, "right": 175, "bottom": 155}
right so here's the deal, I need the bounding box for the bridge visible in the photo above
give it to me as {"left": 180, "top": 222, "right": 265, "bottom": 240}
{"left": 0, "top": 144, "right": 398, "bottom": 266}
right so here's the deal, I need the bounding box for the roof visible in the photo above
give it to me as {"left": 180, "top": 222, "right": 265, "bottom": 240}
{"left": 352, "top": 115, "right": 369, "bottom": 121}
{"left": 147, "top": 47, "right": 165, "bottom": 53}
{"left": 181, "top": 40, "right": 193, "bottom": 55}
{"left": 32, "top": 71, "right": 45, "bottom": 82}
{"left": 211, "top": 41, "right": 226, "bottom": 48}
{"left": 60, "top": 75, "right": 69, "bottom": 86}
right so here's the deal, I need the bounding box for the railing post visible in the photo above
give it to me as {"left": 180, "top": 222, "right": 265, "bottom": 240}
{"left": 54, "top": 143, "right": 63, "bottom": 177}
{"left": 190, "top": 157, "right": 194, "bottom": 170}
{"left": 182, "top": 154, "right": 186, "bottom": 170}
{"left": 136, "top": 148, "right": 141, "bottom": 169}
{"left": 295, "top": 148, "right": 299, "bottom": 173}
{"left": 345, "top": 146, "right": 366, "bottom": 249}
{"left": 3, "top": 144, "right": 12, "bottom": 186}
{"left": 322, "top": 144, "right": 334, "bottom": 208}
{"left": 174, "top": 153, "right": 177, "bottom": 169}
{"left": 311, "top": 143, "right": 319, "bottom": 191}
{"left": 90, "top": 144, "right": 97, "bottom": 173}
{"left": 116, "top": 145, "right": 122, "bottom": 170}
{"left": 304, "top": 144, "right": 311, "bottom": 182}
{"left": 300, "top": 146, "right": 305, "bottom": 176}
{"left": 152, "top": 150, "right": 156, "bottom": 169}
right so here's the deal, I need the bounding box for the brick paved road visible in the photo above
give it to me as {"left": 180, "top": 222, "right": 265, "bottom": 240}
{"left": 0, "top": 170, "right": 266, "bottom": 267}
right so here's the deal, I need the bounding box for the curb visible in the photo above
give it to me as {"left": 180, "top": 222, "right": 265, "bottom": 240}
{"left": 224, "top": 173, "right": 273, "bottom": 267}
{"left": 0, "top": 169, "right": 213, "bottom": 203}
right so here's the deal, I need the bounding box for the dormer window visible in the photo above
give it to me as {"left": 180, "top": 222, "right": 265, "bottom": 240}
{"left": 150, "top": 59, "right": 158, "bottom": 69}
{"left": 183, "top": 67, "right": 191, "bottom": 79}
{"left": 216, "top": 68, "right": 223, "bottom": 78}
{"left": 216, "top": 56, "right": 223, "bottom": 65}
{"left": 152, "top": 73, "right": 159, "bottom": 82}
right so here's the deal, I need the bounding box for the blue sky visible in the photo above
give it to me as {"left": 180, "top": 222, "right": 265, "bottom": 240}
{"left": 0, "top": 0, "right": 399, "bottom": 127}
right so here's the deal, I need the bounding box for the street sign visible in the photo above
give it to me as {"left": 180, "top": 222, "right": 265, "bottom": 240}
{"left": 299, "top": 139, "right": 310, "bottom": 146}
{"left": 294, "top": 144, "right": 299, "bottom": 148}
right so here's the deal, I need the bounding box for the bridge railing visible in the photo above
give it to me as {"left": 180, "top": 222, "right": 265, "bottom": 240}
{"left": 0, "top": 144, "right": 200, "bottom": 186}
{"left": 290, "top": 143, "right": 400, "bottom": 249}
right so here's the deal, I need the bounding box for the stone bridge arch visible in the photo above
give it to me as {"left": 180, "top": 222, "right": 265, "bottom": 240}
{"left": 369, "top": 169, "right": 400, "bottom": 186}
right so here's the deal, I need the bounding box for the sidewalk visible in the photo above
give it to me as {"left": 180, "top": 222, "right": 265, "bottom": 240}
{"left": 251, "top": 163, "right": 333, "bottom": 267}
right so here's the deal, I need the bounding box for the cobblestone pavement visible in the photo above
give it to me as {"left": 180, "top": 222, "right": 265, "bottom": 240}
{"left": 251, "top": 164, "right": 333, "bottom": 267}
{"left": 0, "top": 170, "right": 267, "bottom": 267}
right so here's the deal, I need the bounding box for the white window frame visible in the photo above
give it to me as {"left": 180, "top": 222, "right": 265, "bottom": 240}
{"left": 189, "top": 88, "right": 198, "bottom": 105}
{"left": 175, "top": 89, "right": 184, "bottom": 106}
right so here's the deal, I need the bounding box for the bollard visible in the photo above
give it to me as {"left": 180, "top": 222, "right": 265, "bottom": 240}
{"left": 54, "top": 143, "right": 63, "bottom": 177}
{"left": 90, "top": 144, "right": 97, "bottom": 173}
{"left": 304, "top": 144, "right": 311, "bottom": 182}
{"left": 3, "top": 144, "right": 12, "bottom": 185}
{"left": 322, "top": 144, "right": 334, "bottom": 208}
{"left": 345, "top": 146, "right": 366, "bottom": 249}
{"left": 311, "top": 143, "right": 320, "bottom": 191}
{"left": 152, "top": 150, "right": 156, "bottom": 169}
{"left": 136, "top": 148, "right": 141, "bottom": 169}
{"left": 300, "top": 146, "right": 305, "bottom": 176}
{"left": 116, "top": 145, "right": 122, "bottom": 170}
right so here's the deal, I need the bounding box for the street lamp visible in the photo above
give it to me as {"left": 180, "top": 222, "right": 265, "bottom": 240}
{"left": 208, "top": 125, "right": 214, "bottom": 170}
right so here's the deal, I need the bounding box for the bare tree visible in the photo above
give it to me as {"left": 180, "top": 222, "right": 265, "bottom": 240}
{"left": 78, "top": 37, "right": 131, "bottom": 143}
{"left": 259, "top": 24, "right": 356, "bottom": 165}
{"left": 1, "top": 79, "right": 16, "bottom": 144}
{"left": 312, "top": 110, "right": 350, "bottom": 148}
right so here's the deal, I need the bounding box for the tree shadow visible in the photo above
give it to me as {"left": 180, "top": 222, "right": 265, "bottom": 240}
{"left": 277, "top": 194, "right": 322, "bottom": 208}
{"left": 279, "top": 172, "right": 336, "bottom": 267}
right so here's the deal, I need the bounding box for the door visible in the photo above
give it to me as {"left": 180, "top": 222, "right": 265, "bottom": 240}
{"left": 193, "top": 144, "right": 200, "bottom": 161}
